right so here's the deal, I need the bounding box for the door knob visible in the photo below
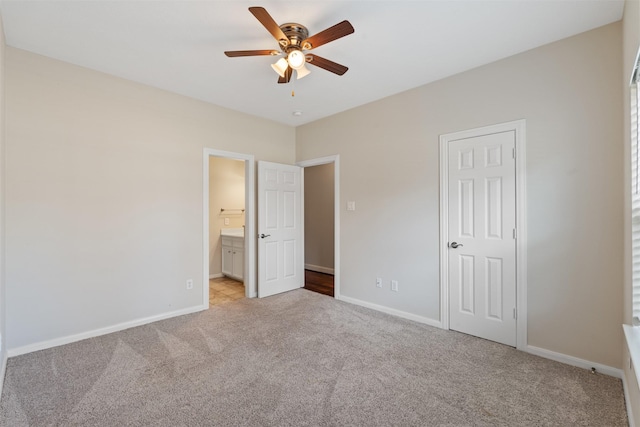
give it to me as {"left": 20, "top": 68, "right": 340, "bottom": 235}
{"left": 450, "top": 242, "right": 463, "bottom": 249}
{"left": 259, "top": 234, "right": 271, "bottom": 239}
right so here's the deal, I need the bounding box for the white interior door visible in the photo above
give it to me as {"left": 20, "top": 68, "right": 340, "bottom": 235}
{"left": 448, "top": 131, "right": 517, "bottom": 346}
{"left": 258, "top": 161, "right": 303, "bottom": 298}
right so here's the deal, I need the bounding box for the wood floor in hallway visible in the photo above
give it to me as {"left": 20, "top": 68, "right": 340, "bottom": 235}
{"left": 304, "top": 270, "right": 334, "bottom": 297}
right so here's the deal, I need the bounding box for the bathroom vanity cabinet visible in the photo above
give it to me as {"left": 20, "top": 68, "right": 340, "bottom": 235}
{"left": 221, "top": 235, "right": 244, "bottom": 281}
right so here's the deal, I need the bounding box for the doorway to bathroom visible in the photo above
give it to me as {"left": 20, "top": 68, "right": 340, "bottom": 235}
{"left": 203, "top": 149, "right": 256, "bottom": 308}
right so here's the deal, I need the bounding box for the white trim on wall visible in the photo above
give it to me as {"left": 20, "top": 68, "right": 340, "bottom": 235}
{"left": 7, "top": 305, "right": 205, "bottom": 357}
{"left": 203, "top": 149, "right": 256, "bottom": 300}
{"left": 339, "top": 294, "right": 442, "bottom": 329}
{"left": 0, "top": 350, "right": 6, "bottom": 398}
{"left": 297, "top": 155, "right": 340, "bottom": 298}
{"left": 525, "top": 344, "right": 622, "bottom": 379}
{"left": 304, "top": 264, "right": 334, "bottom": 275}
{"left": 439, "top": 119, "right": 528, "bottom": 351}
{"left": 622, "top": 372, "right": 637, "bottom": 427}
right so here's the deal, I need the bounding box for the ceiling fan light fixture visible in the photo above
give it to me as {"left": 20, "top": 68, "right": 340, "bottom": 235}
{"left": 287, "top": 49, "right": 306, "bottom": 70}
{"left": 271, "top": 57, "right": 288, "bottom": 77}
{"left": 225, "top": 7, "right": 354, "bottom": 84}
{"left": 296, "top": 64, "right": 311, "bottom": 80}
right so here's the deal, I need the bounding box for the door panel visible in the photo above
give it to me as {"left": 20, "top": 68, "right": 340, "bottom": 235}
{"left": 258, "top": 161, "right": 303, "bottom": 298}
{"left": 283, "top": 239, "right": 296, "bottom": 277}
{"left": 486, "top": 177, "right": 502, "bottom": 239}
{"left": 459, "top": 255, "right": 475, "bottom": 314}
{"left": 448, "top": 131, "right": 516, "bottom": 347}
{"left": 486, "top": 257, "right": 502, "bottom": 320}
{"left": 459, "top": 179, "right": 474, "bottom": 237}
{"left": 265, "top": 241, "right": 278, "bottom": 281}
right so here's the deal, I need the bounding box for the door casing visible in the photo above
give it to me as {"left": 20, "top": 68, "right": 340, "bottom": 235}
{"left": 439, "top": 120, "right": 527, "bottom": 350}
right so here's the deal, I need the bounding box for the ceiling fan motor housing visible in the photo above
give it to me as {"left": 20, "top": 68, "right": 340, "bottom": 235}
{"left": 279, "top": 23, "right": 310, "bottom": 52}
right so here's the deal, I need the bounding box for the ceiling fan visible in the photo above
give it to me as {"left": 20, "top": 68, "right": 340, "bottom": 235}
{"left": 224, "top": 7, "right": 354, "bottom": 84}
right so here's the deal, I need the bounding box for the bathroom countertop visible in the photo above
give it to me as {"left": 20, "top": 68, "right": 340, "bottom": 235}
{"left": 221, "top": 228, "right": 244, "bottom": 237}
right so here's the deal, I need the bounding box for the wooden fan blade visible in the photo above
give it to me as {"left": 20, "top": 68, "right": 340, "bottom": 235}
{"left": 249, "top": 7, "right": 289, "bottom": 46}
{"left": 278, "top": 66, "right": 293, "bottom": 84}
{"left": 224, "top": 50, "right": 279, "bottom": 57}
{"left": 301, "top": 20, "right": 354, "bottom": 50}
{"left": 306, "top": 55, "right": 348, "bottom": 76}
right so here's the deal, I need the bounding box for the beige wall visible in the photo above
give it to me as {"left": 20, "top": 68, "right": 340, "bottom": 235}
{"left": 209, "top": 157, "right": 245, "bottom": 276}
{"left": 297, "top": 23, "right": 623, "bottom": 368}
{"left": 304, "top": 163, "right": 334, "bottom": 272}
{"left": 5, "top": 47, "right": 295, "bottom": 351}
{"left": 623, "top": 0, "right": 640, "bottom": 423}
{"left": 0, "top": 15, "right": 6, "bottom": 377}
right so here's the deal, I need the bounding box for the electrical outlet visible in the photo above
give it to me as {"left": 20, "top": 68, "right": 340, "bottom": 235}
{"left": 376, "top": 277, "right": 382, "bottom": 288}
{"left": 224, "top": 218, "right": 230, "bottom": 226}
{"left": 186, "top": 279, "right": 193, "bottom": 290}
{"left": 391, "top": 280, "right": 399, "bottom": 292}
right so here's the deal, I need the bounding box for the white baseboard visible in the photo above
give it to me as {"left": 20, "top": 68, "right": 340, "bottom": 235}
{"left": 336, "top": 294, "right": 442, "bottom": 329}
{"left": 209, "top": 273, "right": 223, "bottom": 279}
{"left": 0, "top": 347, "right": 6, "bottom": 399}
{"left": 622, "top": 373, "right": 637, "bottom": 427}
{"left": 526, "top": 347, "right": 632, "bottom": 424}
{"left": 304, "top": 264, "right": 334, "bottom": 275}
{"left": 525, "top": 345, "right": 622, "bottom": 379}
{"left": 7, "top": 304, "right": 209, "bottom": 357}
{"left": 333, "top": 295, "right": 624, "bottom": 382}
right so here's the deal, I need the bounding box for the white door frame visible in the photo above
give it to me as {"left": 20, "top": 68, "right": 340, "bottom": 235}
{"left": 297, "top": 155, "right": 341, "bottom": 298}
{"left": 439, "top": 120, "right": 527, "bottom": 350}
{"left": 203, "top": 148, "right": 256, "bottom": 306}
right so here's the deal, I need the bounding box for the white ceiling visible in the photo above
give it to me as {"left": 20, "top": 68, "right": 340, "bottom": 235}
{"left": 0, "top": 0, "right": 624, "bottom": 127}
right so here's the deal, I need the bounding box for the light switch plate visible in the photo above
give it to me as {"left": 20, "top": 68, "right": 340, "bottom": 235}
{"left": 347, "top": 201, "right": 356, "bottom": 211}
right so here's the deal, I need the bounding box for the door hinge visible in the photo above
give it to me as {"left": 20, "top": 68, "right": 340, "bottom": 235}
{"left": 513, "top": 308, "right": 517, "bottom": 319}
{"left": 512, "top": 147, "right": 516, "bottom": 159}
{"left": 513, "top": 228, "right": 517, "bottom": 239}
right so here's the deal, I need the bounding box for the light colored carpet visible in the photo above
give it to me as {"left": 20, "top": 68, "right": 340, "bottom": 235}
{"left": 0, "top": 289, "right": 628, "bottom": 426}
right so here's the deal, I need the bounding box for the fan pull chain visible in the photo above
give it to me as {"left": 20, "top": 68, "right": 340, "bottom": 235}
{"left": 290, "top": 70, "right": 298, "bottom": 98}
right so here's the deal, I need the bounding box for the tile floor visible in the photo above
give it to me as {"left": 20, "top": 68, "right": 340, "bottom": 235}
{"left": 209, "top": 276, "right": 245, "bottom": 307}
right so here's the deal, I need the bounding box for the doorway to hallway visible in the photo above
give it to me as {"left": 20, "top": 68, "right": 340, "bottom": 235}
{"left": 298, "top": 155, "right": 340, "bottom": 299}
